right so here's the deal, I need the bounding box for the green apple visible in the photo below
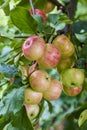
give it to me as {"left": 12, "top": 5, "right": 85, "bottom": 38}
{"left": 78, "top": 109, "right": 87, "bottom": 127}
{"left": 43, "top": 0, "right": 55, "bottom": 13}
{"left": 63, "top": 85, "right": 82, "bottom": 96}
{"left": 24, "top": 88, "right": 43, "bottom": 104}
{"left": 61, "top": 68, "right": 84, "bottom": 88}
{"left": 57, "top": 54, "right": 76, "bottom": 73}
{"left": 24, "top": 104, "right": 39, "bottom": 120}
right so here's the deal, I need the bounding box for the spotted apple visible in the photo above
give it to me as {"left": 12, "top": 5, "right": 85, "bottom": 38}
{"left": 29, "top": 70, "right": 51, "bottom": 92}
{"left": 61, "top": 68, "right": 84, "bottom": 88}
{"left": 24, "top": 104, "right": 39, "bottom": 120}
{"left": 37, "top": 44, "right": 61, "bottom": 69}
{"left": 24, "top": 88, "right": 43, "bottom": 104}
{"left": 22, "top": 35, "right": 46, "bottom": 61}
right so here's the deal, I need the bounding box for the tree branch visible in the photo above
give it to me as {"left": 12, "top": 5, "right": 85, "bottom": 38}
{"left": 29, "top": 0, "right": 35, "bottom": 15}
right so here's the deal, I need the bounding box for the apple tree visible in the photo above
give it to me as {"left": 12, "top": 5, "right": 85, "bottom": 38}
{"left": 0, "top": 0, "right": 87, "bottom": 130}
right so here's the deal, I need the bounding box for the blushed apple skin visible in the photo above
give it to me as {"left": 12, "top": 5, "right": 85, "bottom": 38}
{"left": 22, "top": 35, "right": 46, "bottom": 61}
{"left": 61, "top": 68, "right": 84, "bottom": 88}
{"left": 37, "top": 44, "right": 61, "bottom": 69}
{"left": 43, "top": 0, "right": 55, "bottom": 13}
{"left": 30, "top": 9, "right": 47, "bottom": 22}
{"left": 24, "top": 88, "right": 43, "bottom": 104}
{"left": 52, "top": 35, "right": 75, "bottom": 59}
{"left": 29, "top": 70, "right": 51, "bottom": 92}
{"left": 43, "top": 78, "right": 62, "bottom": 100}
{"left": 63, "top": 85, "right": 82, "bottom": 96}
{"left": 24, "top": 104, "right": 39, "bottom": 120}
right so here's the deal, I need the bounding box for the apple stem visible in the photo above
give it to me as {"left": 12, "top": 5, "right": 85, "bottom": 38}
{"left": 48, "top": 29, "right": 56, "bottom": 43}
{"left": 29, "top": 0, "right": 35, "bottom": 15}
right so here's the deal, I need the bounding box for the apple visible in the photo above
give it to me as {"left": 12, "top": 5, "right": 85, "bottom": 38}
{"left": 43, "top": 0, "right": 55, "bottom": 13}
{"left": 52, "top": 35, "right": 75, "bottom": 58}
{"left": 29, "top": 70, "right": 51, "bottom": 92}
{"left": 22, "top": 35, "right": 46, "bottom": 61}
{"left": 30, "top": 9, "right": 47, "bottom": 22}
{"left": 24, "top": 88, "right": 43, "bottom": 104}
{"left": 78, "top": 109, "right": 87, "bottom": 127}
{"left": 57, "top": 54, "right": 76, "bottom": 73}
{"left": 37, "top": 44, "right": 61, "bottom": 69}
{"left": 24, "top": 104, "right": 39, "bottom": 120}
{"left": 63, "top": 85, "right": 82, "bottom": 96}
{"left": 61, "top": 68, "right": 84, "bottom": 87}
{"left": 43, "top": 78, "right": 62, "bottom": 100}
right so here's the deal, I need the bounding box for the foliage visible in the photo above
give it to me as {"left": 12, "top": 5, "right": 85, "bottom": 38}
{"left": 0, "top": 0, "right": 87, "bottom": 130}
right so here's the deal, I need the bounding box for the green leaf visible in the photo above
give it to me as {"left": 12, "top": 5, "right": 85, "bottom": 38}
{"left": 34, "top": 0, "right": 47, "bottom": 9}
{"left": 0, "top": 64, "right": 18, "bottom": 78}
{"left": 0, "top": 0, "right": 10, "bottom": 9}
{"left": 72, "top": 21, "right": 87, "bottom": 34}
{"left": 6, "top": 107, "right": 34, "bottom": 130}
{"left": 80, "top": 44, "right": 87, "bottom": 59}
{"left": 10, "top": 7, "right": 37, "bottom": 34}
{"left": 0, "top": 87, "right": 24, "bottom": 115}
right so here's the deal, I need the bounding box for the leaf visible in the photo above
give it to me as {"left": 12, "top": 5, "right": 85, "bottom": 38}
{"left": 80, "top": 44, "right": 87, "bottom": 59}
{"left": 0, "top": 0, "right": 10, "bottom": 9}
{"left": 6, "top": 107, "right": 34, "bottom": 130}
{"left": 72, "top": 21, "right": 87, "bottom": 34}
{"left": 0, "top": 87, "right": 25, "bottom": 115}
{"left": 46, "top": 100, "right": 53, "bottom": 113}
{"left": 10, "top": 7, "right": 37, "bottom": 34}
{"left": 34, "top": 0, "right": 46, "bottom": 9}
{"left": 0, "top": 64, "right": 18, "bottom": 78}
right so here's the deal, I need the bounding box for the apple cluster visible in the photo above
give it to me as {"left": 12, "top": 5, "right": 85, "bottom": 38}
{"left": 22, "top": 35, "right": 63, "bottom": 120}
{"left": 22, "top": 34, "right": 85, "bottom": 120}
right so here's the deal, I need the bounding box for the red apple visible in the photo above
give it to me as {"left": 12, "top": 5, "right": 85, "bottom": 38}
{"left": 43, "top": 78, "right": 62, "bottom": 100}
{"left": 30, "top": 9, "right": 47, "bottom": 22}
{"left": 63, "top": 85, "right": 82, "bottom": 96}
{"left": 37, "top": 44, "right": 61, "bottom": 69}
{"left": 24, "top": 104, "right": 39, "bottom": 120}
{"left": 29, "top": 70, "right": 51, "bottom": 92}
{"left": 52, "top": 35, "right": 75, "bottom": 58}
{"left": 22, "top": 35, "right": 46, "bottom": 61}
{"left": 24, "top": 88, "right": 43, "bottom": 104}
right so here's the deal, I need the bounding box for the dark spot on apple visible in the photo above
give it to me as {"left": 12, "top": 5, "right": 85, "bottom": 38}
{"left": 71, "top": 83, "right": 75, "bottom": 86}
{"left": 26, "top": 41, "right": 30, "bottom": 45}
{"left": 46, "top": 77, "right": 49, "bottom": 80}
{"left": 30, "top": 113, "right": 34, "bottom": 117}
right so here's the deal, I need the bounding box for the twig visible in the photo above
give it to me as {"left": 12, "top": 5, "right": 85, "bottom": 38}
{"left": 29, "top": 0, "right": 35, "bottom": 15}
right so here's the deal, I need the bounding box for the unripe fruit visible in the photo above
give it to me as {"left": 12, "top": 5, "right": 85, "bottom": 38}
{"left": 61, "top": 68, "right": 84, "bottom": 88}
{"left": 78, "top": 109, "right": 87, "bottom": 127}
{"left": 43, "top": 0, "right": 55, "bottom": 13}
{"left": 24, "top": 88, "right": 43, "bottom": 104}
{"left": 24, "top": 104, "right": 39, "bottom": 120}
{"left": 43, "top": 78, "right": 62, "bottom": 100}
{"left": 52, "top": 35, "right": 75, "bottom": 58}
{"left": 57, "top": 54, "right": 76, "bottom": 72}
{"left": 63, "top": 85, "right": 82, "bottom": 96}
{"left": 30, "top": 9, "right": 47, "bottom": 22}
{"left": 38, "top": 44, "right": 61, "bottom": 69}
{"left": 22, "top": 35, "right": 46, "bottom": 61}
{"left": 29, "top": 70, "right": 51, "bottom": 92}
